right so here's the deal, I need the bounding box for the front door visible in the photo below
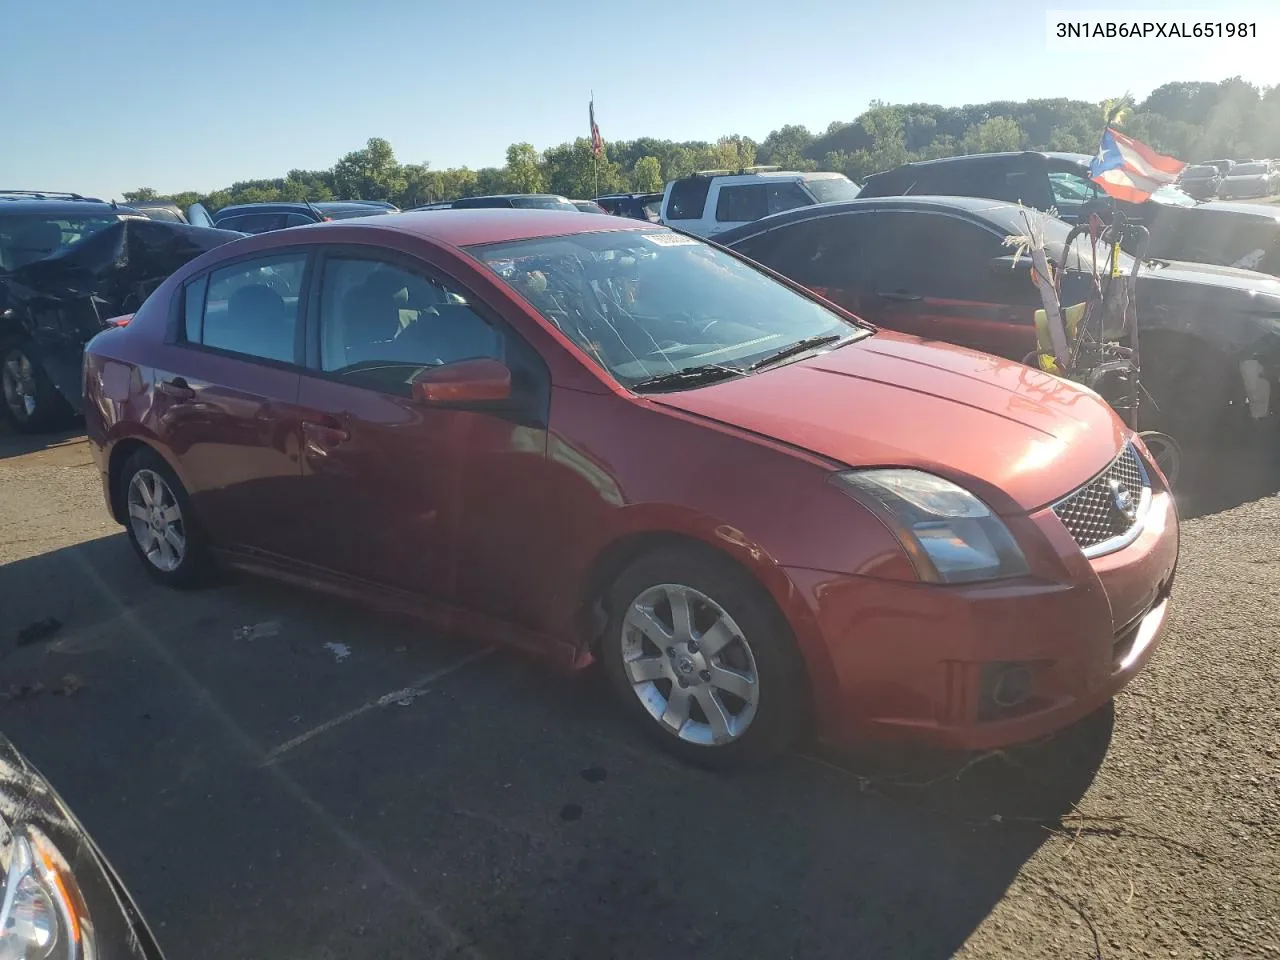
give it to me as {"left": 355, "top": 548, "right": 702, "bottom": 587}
{"left": 293, "top": 249, "right": 552, "bottom": 619}
{"left": 153, "top": 250, "right": 310, "bottom": 558}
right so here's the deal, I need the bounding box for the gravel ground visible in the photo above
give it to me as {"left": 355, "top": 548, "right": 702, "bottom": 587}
{"left": 1, "top": 427, "right": 1278, "bottom": 959}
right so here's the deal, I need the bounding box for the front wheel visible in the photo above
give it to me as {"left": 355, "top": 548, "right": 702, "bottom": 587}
{"left": 1, "top": 339, "right": 70, "bottom": 433}
{"left": 599, "top": 548, "right": 809, "bottom": 768}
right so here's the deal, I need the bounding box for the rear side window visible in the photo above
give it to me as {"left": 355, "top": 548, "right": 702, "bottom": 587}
{"left": 283, "top": 213, "right": 315, "bottom": 227}
{"left": 874, "top": 213, "right": 1015, "bottom": 303}
{"left": 186, "top": 253, "right": 308, "bottom": 363}
{"left": 716, "top": 184, "right": 767, "bottom": 223}
{"left": 766, "top": 182, "right": 812, "bottom": 215}
{"left": 665, "top": 179, "right": 711, "bottom": 220}
{"left": 735, "top": 215, "right": 869, "bottom": 289}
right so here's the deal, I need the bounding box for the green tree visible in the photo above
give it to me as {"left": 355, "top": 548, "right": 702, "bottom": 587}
{"left": 504, "top": 142, "right": 547, "bottom": 194}
{"left": 332, "top": 137, "right": 406, "bottom": 200}
{"left": 960, "top": 117, "right": 1026, "bottom": 154}
{"left": 543, "top": 139, "right": 625, "bottom": 198}
{"left": 760, "top": 124, "right": 815, "bottom": 169}
{"left": 123, "top": 187, "right": 158, "bottom": 202}
{"left": 630, "top": 156, "right": 663, "bottom": 192}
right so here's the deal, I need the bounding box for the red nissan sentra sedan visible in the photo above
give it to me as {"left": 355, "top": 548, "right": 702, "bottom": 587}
{"left": 81, "top": 209, "right": 1178, "bottom": 766}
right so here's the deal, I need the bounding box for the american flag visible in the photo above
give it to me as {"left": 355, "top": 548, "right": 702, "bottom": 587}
{"left": 589, "top": 98, "right": 603, "bottom": 158}
{"left": 1088, "top": 127, "right": 1186, "bottom": 203}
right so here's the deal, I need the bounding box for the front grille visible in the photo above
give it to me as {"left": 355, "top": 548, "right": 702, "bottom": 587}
{"left": 1052, "top": 443, "right": 1149, "bottom": 553}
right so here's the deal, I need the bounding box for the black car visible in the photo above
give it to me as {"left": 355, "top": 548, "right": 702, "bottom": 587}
{"left": 1177, "top": 164, "right": 1223, "bottom": 200}
{"left": 209, "top": 200, "right": 395, "bottom": 234}
{"left": 594, "top": 192, "right": 664, "bottom": 221}
{"left": 123, "top": 200, "right": 189, "bottom": 223}
{"left": 448, "top": 194, "right": 579, "bottom": 211}
{"left": 717, "top": 195, "right": 1280, "bottom": 442}
{"left": 0, "top": 198, "right": 242, "bottom": 431}
{"left": 858, "top": 151, "right": 1280, "bottom": 275}
{"left": 0, "top": 732, "right": 166, "bottom": 959}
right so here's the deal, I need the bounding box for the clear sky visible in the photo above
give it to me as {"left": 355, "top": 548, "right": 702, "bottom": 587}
{"left": 2, "top": 0, "right": 1276, "bottom": 200}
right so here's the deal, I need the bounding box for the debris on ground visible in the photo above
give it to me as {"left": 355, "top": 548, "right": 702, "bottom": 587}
{"left": 233, "top": 621, "right": 281, "bottom": 642}
{"left": 15, "top": 617, "right": 62, "bottom": 646}
{"left": 53, "top": 673, "right": 84, "bottom": 697}
{"left": 1, "top": 681, "right": 45, "bottom": 702}
{"left": 323, "top": 642, "right": 352, "bottom": 663}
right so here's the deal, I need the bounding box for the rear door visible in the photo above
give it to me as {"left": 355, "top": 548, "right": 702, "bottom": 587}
{"left": 868, "top": 211, "right": 1040, "bottom": 361}
{"left": 155, "top": 249, "right": 311, "bottom": 558}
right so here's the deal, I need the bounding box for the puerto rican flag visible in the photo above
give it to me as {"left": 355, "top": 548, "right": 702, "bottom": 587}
{"left": 1088, "top": 127, "right": 1186, "bottom": 203}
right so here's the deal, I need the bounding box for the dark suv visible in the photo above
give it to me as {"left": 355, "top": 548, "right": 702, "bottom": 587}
{"left": 858, "top": 151, "right": 1280, "bottom": 274}
{"left": 449, "top": 194, "right": 579, "bottom": 211}
{"left": 209, "top": 200, "right": 396, "bottom": 234}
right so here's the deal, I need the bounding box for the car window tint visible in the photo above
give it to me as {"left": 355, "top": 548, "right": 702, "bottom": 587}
{"left": 715, "top": 184, "right": 767, "bottom": 222}
{"left": 666, "top": 179, "right": 711, "bottom": 220}
{"left": 318, "top": 257, "right": 504, "bottom": 397}
{"left": 183, "top": 275, "right": 207, "bottom": 343}
{"left": 766, "top": 182, "right": 811, "bottom": 216}
{"left": 875, "top": 213, "right": 1013, "bottom": 302}
{"left": 284, "top": 213, "right": 314, "bottom": 227}
{"left": 198, "top": 253, "right": 307, "bottom": 363}
{"left": 1049, "top": 171, "right": 1100, "bottom": 205}
{"left": 737, "top": 215, "right": 869, "bottom": 290}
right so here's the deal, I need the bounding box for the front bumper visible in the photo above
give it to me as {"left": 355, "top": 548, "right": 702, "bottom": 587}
{"left": 786, "top": 490, "right": 1178, "bottom": 750}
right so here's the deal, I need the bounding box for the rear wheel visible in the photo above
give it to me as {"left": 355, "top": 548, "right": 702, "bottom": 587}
{"left": 599, "top": 547, "right": 808, "bottom": 768}
{"left": 120, "top": 449, "right": 211, "bottom": 587}
{"left": 1, "top": 339, "right": 70, "bottom": 433}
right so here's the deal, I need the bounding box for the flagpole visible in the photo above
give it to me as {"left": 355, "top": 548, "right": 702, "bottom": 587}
{"left": 592, "top": 90, "right": 598, "bottom": 199}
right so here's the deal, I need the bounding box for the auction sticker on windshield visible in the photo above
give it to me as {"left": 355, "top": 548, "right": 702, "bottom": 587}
{"left": 641, "top": 232, "right": 701, "bottom": 246}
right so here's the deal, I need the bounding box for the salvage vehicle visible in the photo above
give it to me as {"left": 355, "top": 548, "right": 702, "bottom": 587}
{"left": 660, "top": 168, "right": 861, "bottom": 238}
{"left": 83, "top": 210, "right": 1177, "bottom": 766}
{"left": 570, "top": 199, "right": 610, "bottom": 214}
{"left": 1217, "top": 161, "right": 1279, "bottom": 200}
{"left": 594, "top": 192, "right": 664, "bottom": 221}
{"left": 857, "top": 151, "right": 1280, "bottom": 275}
{"left": 210, "top": 200, "right": 395, "bottom": 234}
{"left": 1, "top": 211, "right": 242, "bottom": 431}
{"left": 123, "top": 200, "right": 189, "bottom": 223}
{"left": 1176, "top": 164, "right": 1223, "bottom": 200}
{"left": 717, "top": 196, "right": 1280, "bottom": 447}
{"left": 0, "top": 732, "right": 167, "bottom": 959}
{"left": 449, "top": 194, "right": 580, "bottom": 211}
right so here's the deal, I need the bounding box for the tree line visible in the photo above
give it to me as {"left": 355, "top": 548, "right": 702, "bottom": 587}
{"left": 126, "top": 77, "right": 1280, "bottom": 212}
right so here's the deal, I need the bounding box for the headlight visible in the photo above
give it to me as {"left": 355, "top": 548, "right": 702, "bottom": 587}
{"left": 832, "top": 469, "right": 1030, "bottom": 583}
{"left": 0, "top": 824, "right": 94, "bottom": 960}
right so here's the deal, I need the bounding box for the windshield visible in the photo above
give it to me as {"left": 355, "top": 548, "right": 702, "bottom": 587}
{"left": 0, "top": 214, "right": 120, "bottom": 271}
{"left": 1149, "top": 184, "right": 1197, "bottom": 206}
{"left": 803, "top": 176, "right": 862, "bottom": 203}
{"left": 1232, "top": 163, "right": 1268, "bottom": 176}
{"left": 467, "top": 229, "right": 866, "bottom": 387}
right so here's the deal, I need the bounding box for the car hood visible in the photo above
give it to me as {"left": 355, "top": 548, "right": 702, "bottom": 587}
{"left": 1182, "top": 199, "right": 1280, "bottom": 220}
{"left": 1139, "top": 258, "right": 1280, "bottom": 294}
{"left": 647, "top": 332, "right": 1126, "bottom": 513}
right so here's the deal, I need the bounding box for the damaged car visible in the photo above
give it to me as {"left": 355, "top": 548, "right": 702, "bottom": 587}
{"left": 0, "top": 207, "right": 242, "bottom": 431}
{"left": 856, "top": 151, "right": 1280, "bottom": 276}
{"left": 718, "top": 195, "right": 1280, "bottom": 444}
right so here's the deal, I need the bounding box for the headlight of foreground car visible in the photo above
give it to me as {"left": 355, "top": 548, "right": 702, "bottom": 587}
{"left": 832, "top": 469, "right": 1030, "bottom": 584}
{"left": 0, "top": 823, "right": 94, "bottom": 960}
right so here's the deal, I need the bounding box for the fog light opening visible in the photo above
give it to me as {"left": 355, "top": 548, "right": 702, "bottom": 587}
{"left": 989, "top": 664, "right": 1034, "bottom": 709}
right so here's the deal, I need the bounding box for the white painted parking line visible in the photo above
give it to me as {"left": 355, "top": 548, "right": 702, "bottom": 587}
{"left": 262, "top": 645, "right": 498, "bottom": 764}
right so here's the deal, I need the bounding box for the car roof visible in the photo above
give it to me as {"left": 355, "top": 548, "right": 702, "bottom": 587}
{"left": 301, "top": 208, "right": 655, "bottom": 247}
{"left": 715, "top": 195, "right": 1036, "bottom": 244}
{"left": 214, "top": 202, "right": 312, "bottom": 215}
{"left": 0, "top": 195, "right": 124, "bottom": 216}
{"left": 461, "top": 194, "right": 570, "bottom": 201}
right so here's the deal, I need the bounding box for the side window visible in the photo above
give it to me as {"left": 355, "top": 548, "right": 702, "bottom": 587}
{"left": 283, "top": 213, "right": 314, "bottom": 227}
{"left": 317, "top": 257, "right": 505, "bottom": 397}
{"left": 738, "top": 216, "right": 867, "bottom": 289}
{"left": 874, "top": 214, "right": 1011, "bottom": 302}
{"left": 666, "top": 179, "right": 711, "bottom": 220}
{"left": 766, "top": 182, "right": 812, "bottom": 216}
{"left": 1049, "top": 171, "right": 1100, "bottom": 205}
{"left": 196, "top": 253, "right": 307, "bottom": 362}
{"left": 182, "top": 274, "right": 207, "bottom": 343}
{"left": 715, "top": 184, "right": 767, "bottom": 223}
{"left": 214, "top": 215, "right": 245, "bottom": 232}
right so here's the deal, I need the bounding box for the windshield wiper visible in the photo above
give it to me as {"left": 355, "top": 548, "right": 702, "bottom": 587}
{"left": 631, "top": 363, "right": 744, "bottom": 392}
{"left": 748, "top": 334, "right": 845, "bottom": 372}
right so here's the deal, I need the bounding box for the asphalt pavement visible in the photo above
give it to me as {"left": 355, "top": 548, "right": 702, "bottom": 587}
{"left": 1, "top": 426, "right": 1278, "bottom": 959}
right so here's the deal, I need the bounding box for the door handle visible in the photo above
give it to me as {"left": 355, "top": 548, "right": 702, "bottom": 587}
{"left": 302, "top": 418, "right": 350, "bottom": 453}
{"left": 877, "top": 290, "right": 923, "bottom": 302}
{"left": 157, "top": 376, "right": 195, "bottom": 400}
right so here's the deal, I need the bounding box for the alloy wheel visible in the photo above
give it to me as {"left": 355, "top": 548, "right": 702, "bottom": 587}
{"left": 127, "top": 469, "right": 187, "bottom": 572}
{"left": 2, "top": 350, "right": 38, "bottom": 421}
{"left": 620, "top": 583, "right": 760, "bottom": 746}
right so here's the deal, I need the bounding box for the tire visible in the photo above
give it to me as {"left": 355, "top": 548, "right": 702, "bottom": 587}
{"left": 119, "top": 448, "right": 211, "bottom": 587}
{"left": 1139, "top": 338, "right": 1243, "bottom": 446}
{"left": 599, "top": 547, "right": 809, "bottom": 769}
{"left": 1, "top": 339, "right": 71, "bottom": 433}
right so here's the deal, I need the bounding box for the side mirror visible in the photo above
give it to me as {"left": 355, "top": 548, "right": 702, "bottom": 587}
{"left": 411, "top": 358, "right": 513, "bottom": 405}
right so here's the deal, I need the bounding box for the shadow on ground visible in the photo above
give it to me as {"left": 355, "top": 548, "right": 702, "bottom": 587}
{"left": 1174, "top": 438, "right": 1280, "bottom": 520}
{"left": 1, "top": 533, "right": 1112, "bottom": 959}
{"left": 0, "top": 421, "right": 86, "bottom": 461}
